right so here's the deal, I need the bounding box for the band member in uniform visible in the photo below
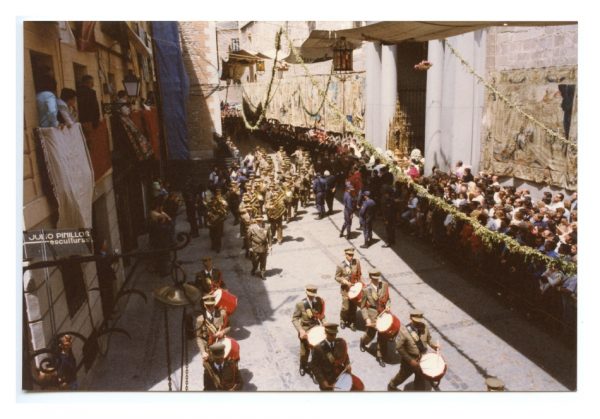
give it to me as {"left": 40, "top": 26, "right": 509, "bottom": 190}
{"left": 359, "top": 270, "right": 391, "bottom": 367}
{"left": 313, "top": 172, "right": 327, "bottom": 219}
{"left": 265, "top": 185, "right": 285, "bottom": 244}
{"left": 206, "top": 189, "right": 229, "bottom": 253}
{"left": 292, "top": 284, "right": 326, "bottom": 376}
{"left": 247, "top": 215, "right": 272, "bottom": 280}
{"left": 359, "top": 190, "right": 376, "bottom": 248}
{"left": 239, "top": 207, "right": 252, "bottom": 257}
{"left": 339, "top": 182, "right": 355, "bottom": 239}
{"left": 203, "top": 342, "right": 243, "bottom": 391}
{"left": 334, "top": 248, "right": 362, "bottom": 330}
{"left": 387, "top": 310, "right": 439, "bottom": 391}
{"left": 194, "top": 256, "right": 226, "bottom": 295}
{"left": 310, "top": 323, "right": 363, "bottom": 391}
{"left": 324, "top": 170, "right": 337, "bottom": 215}
{"left": 194, "top": 295, "right": 230, "bottom": 361}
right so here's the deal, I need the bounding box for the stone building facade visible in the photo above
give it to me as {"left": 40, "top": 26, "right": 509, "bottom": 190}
{"left": 22, "top": 21, "right": 159, "bottom": 389}
{"left": 421, "top": 24, "right": 577, "bottom": 194}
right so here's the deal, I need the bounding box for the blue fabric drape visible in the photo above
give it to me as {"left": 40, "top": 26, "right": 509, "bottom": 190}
{"left": 151, "top": 22, "right": 190, "bottom": 159}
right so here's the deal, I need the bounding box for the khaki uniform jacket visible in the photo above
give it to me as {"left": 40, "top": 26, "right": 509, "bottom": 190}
{"left": 360, "top": 280, "right": 391, "bottom": 323}
{"left": 310, "top": 338, "right": 350, "bottom": 386}
{"left": 394, "top": 323, "right": 434, "bottom": 364}
{"left": 334, "top": 258, "right": 362, "bottom": 290}
{"left": 195, "top": 309, "right": 230, "bottom": 354}
{"left": 247, "top": 223, "right": 272, "bottom": 253}
{"left": 292, "top": 297, "right": 325, "bottom": 333}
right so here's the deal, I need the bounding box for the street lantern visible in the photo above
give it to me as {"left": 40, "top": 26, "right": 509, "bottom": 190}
{"left": 333, "top": 37, "right": 353, "bottom": 72}
{"left": 256, "top": 60, "right": 265, "bottom": 74}
{"left": 123, "top": 70, "right": 141, "bottom": 97}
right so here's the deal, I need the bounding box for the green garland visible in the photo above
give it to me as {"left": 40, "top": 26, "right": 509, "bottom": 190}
{"left": 360, "top": 140, "right": 577, "bottom": 276}
{"left": 240, "top": 29, "right": 283, "bottom": 131}
{"left": 281, "top": 27, "right": 576, "bottom": 276}
{"left": 299, "top": 65, "right": 334, "bottom": 118}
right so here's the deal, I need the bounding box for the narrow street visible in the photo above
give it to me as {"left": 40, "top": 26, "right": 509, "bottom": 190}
{"left": 83, "top": 137, "right": 575, "bottom": 392}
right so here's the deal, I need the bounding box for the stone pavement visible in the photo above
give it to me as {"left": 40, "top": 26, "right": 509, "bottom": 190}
{"left": 82, "top": 145, "right": 575, "bottom": 392}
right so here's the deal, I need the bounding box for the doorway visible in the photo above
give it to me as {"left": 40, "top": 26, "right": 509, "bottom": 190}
{"left": 391, "top": 42, "right": 428, "bottom": 154}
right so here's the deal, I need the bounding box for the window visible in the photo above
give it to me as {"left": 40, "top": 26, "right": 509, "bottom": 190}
{"left": 104, "top": 72, "right": 116, "bottom": 96}
{"left": 29, "top": 51, "right": 54, "bottom": 93}
{"left": 58, "top": 258, "right": 87, "bottom": 318}
{"left": 231, "top": 38, "right": 240, "bottom": 52}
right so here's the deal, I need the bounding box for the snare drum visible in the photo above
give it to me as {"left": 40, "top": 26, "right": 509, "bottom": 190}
{"left": 307, "top": 325, "right": 326, "bottom": 348}
{"left": 334, "top": 373, "right": 365, "bottom": 391}
{"left": 347, "top": 282, "right": 363, "bottom": 303}
{"left": 419, "top": 352, "right": 447, "bottom": 383}
{"left": 334, "top": 372, "right": 353, "bottom": 391}
{"left": 375, "top": 313, "right": 401, "bottom": 339}
{"left": 218, "top": 337, "right": 240, "bottom": 361}
{"left": 212, "top": 289, "right": 238, "bottom": 316}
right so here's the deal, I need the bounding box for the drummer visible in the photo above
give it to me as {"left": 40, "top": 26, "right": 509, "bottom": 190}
{"left": 359, "top": 270, "right": 391, "bottom": 367}
{"left": 194, "top": 256, "right": 226, "bottom": 295}
{"left": 203, "top": 342, "right": 243, "bottom": 391}
{"left": 311, "top": 323, "right": 362, "bottom": 391}
{"left": 291, "top": 284, "right": 326, "bottom": 377}
{"left": 387, "top": 309, "right": 440, "bottom": 391}
{"left": 334, "top": 248, "right": 363, "bottom": 331}
{"left": 195, "top": 295, "right": 231, "bottom": 361}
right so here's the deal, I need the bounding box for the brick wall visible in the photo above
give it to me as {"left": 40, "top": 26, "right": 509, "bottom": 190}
{"left": 179, "top": 21, "right": 222, "bottom": 159}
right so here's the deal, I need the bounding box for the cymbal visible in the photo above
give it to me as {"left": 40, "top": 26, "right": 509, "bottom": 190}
{"left": 153, "top": 283, "right": 201, "bottom": 307}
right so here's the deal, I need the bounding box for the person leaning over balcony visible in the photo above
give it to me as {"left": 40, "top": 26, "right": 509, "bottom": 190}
{"left": 57, "top": 88, "right": 78, "bottom": 128}
{"left": 35, "top": 75, "right": 59, "bottom": 128}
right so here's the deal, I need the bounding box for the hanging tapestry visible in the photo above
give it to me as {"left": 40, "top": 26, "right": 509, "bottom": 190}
{"left": 481, "top": 66, "right": 577, "bottom": 190}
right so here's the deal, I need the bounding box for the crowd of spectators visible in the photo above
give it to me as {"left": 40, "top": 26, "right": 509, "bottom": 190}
{"left": 222, "top": 115, "right": 577, "bottom": 338}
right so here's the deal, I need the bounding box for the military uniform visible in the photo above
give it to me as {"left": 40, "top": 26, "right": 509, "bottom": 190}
{"left": 247, "top": 217, "right": 272, "bottom": 279}
{"left": 359, "top": 271, "right": 391, "bottom": 365}
{"left": 206, "top": 193, "right": 229, "bottom": 253}
{"left": 239, "top": 207, "right": 252, "bottom": 256}
{"left": 291, "top": 284, "right": 326, "bottom": 375}
{"left": 310, "top": 323, "right": 364, "bottom": 391}
{"left": 203, "top": 342, "right": 243, "bottom": 391}
{"left": 194, "top": 264, "right": 226, "bottom": 295}
{"left": 194, "top": 295, "right": 230, "bottom": 359}
{"left": 359, "top": 192, "right": 376, "bottom": 248}
{"left": 265, "top": 187, "right": 285, "bottom": 244}
{"left": 334, "top": 248, "right": 362, "bottom": 330}
{"left": 310, "top": 324, "right": 350, "bottom": 391}
{"left": 388, "top": 310, "right": 438, "bottom": 391}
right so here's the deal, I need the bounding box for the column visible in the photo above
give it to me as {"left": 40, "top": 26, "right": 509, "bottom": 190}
{"left": 364, "top": 41, "right": 381, "bottom": 148}
{"left": 379, "top": 44, "right": 398, "bottom": 151}
{"left": 424, "top": 39, "right": 445, "bottom": 174}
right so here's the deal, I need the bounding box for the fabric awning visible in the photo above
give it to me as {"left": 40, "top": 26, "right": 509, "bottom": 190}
{"left": 125, "top": 22, "right": 153, "bottom": 57}
{"left": 295, "top": 21, "right": 577, "bottom": 62}
{"left": 227, "top": 49, "right": 261, "bottom": 63}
